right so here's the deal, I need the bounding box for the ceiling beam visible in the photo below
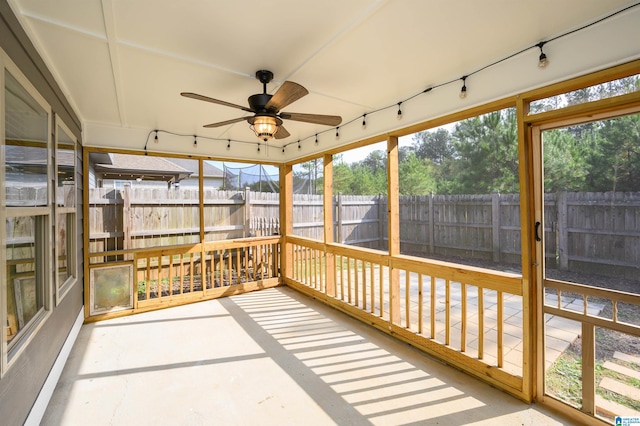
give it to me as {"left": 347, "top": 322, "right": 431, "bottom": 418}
{"left": 101, "top": 0, "right": 127, "bottom": 126}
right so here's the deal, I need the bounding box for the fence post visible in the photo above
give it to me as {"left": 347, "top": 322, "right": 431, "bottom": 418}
{"left": 492, "top": 191, "right": 501, "bottom": 262}
{"left": 123, "top": 183, "right": 132, "bottom": 259}
{"left": 337, "top": 192, "right": 343, "bottom": 244}
{"left": 244, "top": 187, "right": 251, "bottom": 237}
{"left": 428, "top": 192, "right": 435, "bottom": 254}
{"left": 558, "top": 191, "right": 569, "bottom": 270}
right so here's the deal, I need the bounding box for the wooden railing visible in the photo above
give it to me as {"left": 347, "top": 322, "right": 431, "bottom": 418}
{"left": 87, "top": 236, "right": 281, "bottom": 320}
{"left": 543, "top": 279, "right": 640, "bottom": 420}
{"left": 285, "top": 235, "right": 526, "bottom": 399}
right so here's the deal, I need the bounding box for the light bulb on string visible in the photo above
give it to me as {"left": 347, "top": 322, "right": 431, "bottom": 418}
{"left": 537, "top": 42, "right": 549, "bottom": 68}
{"left": 227, "top": 139, "right": 231, "bottom": 150}
{"left": 362, "top": 114, "right": 367, "bottom": 129}
{"left": 315, "top": 134, "right": 319, "bottom": 145}
{"left": 154, "top": 130, "right": 159, "bottom": 143}
{"left": 282, "top": 146, "right": 285, "bottom": 153}
{"left": 397, "top": 102, "right": 403, "bottom": 120}
{"left": 459, "top": 76, "right": 468, "bottom": 99}
{"left": 257, "top": 143, "right": 261, "bottom": 153}
{"left": 335, "top": 127, "right": 340, "bottom": 140}
{"left": 298, "top": 140, "right": 301, "bottom": 151}
{"left": 193, "top": 135, "right": 197, "bottom": 148}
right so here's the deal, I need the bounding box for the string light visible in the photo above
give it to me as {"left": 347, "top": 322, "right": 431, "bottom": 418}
{"left": 143, "top": 5, "right": 638, "bottom": 154}
{"left": 298, "top": 140, "right": 301, "bottom": 151}
{"left": 362, "top": 114, "right": 367, "bottom": 129}
{"left": 459, "top": 76, "right": 468, "bottom": 99}
{"left": 537, "top": 42, "right": 549, "bottom": 68}
{"left": 193, "top": 135, "right": 197, "bottom": 147}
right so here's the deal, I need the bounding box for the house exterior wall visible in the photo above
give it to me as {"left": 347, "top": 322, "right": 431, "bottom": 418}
{"left": 0, "top": 2, "right": 84, "bottom": 424}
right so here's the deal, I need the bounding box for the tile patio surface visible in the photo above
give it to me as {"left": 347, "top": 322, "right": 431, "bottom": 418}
{"left": 42, "top": 286, "right": 575, "bottom": 425}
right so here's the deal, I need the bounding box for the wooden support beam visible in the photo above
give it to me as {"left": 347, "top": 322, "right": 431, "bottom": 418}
{"left": 280, "top": 164, "right": 293, "bottom": 279}
{"left": 323, "top": 154, "right": 336, "bottom": 296}
{"left": 387, "top": 135, "right": 400, "bottom": 325}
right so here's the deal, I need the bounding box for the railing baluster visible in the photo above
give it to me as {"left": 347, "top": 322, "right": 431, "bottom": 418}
{"left": 430, "top": 276, "right": 436, "bottom": 339}
{"left": 478, "top": 288, "right": 484, "bottom": 360}
{"left": 497, "top": 290, "right": 503, "bottom": 368}
{"left": 461, "top": 283, "right": 467, "bottom": 352}
{"left": 370, "top": 261, "right": 375, "bottom": 314}
{"left": 362, "top": 261, "right": 367, "bottom": 311}
{"left": 445, "top": 279, "right": 451, "bottom": 346}
{"left": 418, "top": 274, "right": 423, "bottom": 334}
{"left": 406, "top": 271, "right": 411, "bottom": 329}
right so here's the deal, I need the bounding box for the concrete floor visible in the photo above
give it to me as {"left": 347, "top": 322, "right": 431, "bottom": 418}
{"left": 43, "top": 286, "right": 574, "bottom": 425}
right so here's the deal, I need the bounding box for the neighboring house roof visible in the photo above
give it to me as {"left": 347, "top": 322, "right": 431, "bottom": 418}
{"left": 91, "top": 153, "right": 192, "bottom": 182}
{"left": 166, "top": 158, "right": 223, "bottom": 178}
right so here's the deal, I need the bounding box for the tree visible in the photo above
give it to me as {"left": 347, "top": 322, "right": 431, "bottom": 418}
{"left": 587, "top": 114, "right": 640, "bottom": 192}
{"left": 450, "top": 108, "right": 519, "bottom": 193}
{"left": 413, "top": 128, "right": 454, "bottom": 164}
{"left": 542, "top": 129, "right": 589, "bottom": 192}
{"left": 398, "top": 152, "right": 436, "bottom": 195}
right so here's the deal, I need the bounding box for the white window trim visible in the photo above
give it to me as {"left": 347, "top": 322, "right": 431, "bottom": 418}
{"left": 1, "top": 50, "right": 53, "bottom": 375}
{"left": 55, "top": 116, "right": 78, "bottom": 304}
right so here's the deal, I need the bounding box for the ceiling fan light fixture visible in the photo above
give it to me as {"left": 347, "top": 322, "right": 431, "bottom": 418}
{"left": 250, "top": 115, "right": 281, "bottom": 142}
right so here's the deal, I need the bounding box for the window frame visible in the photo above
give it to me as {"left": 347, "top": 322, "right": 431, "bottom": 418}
{"left": 1, "top": 52, "right": 53, "bottom": 374}
{"left": 55, "top": 117, "right": 77, "bottom": 303}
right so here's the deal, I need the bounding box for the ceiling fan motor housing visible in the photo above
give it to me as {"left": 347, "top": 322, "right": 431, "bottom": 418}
{"left": 248, "top": 93, "right": 273, "bottom": 113}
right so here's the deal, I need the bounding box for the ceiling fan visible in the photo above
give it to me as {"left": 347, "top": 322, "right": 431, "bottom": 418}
{"left": 181, "top": 70, "right": 342, "bottom": 142}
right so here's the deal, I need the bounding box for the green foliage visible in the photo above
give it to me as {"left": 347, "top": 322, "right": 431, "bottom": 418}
{"left": 332, "top": 99, "right": 640, "bottom": 195}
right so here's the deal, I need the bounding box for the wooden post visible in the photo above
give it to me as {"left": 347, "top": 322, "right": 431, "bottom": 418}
{"left": 428, "top": 192, "right": 435, "bottom": 254}
{"left": 516, "top": 95, "right": 535, "bottom": 402}
{"left": 378, "top": 193, "right": 385, "bottom": 250}
{"left": 492, "top": 191, "right": 501, "bottom": 262}
{"left": 557, "top": 191, "right": 568, "bottom": 270}
{"left": 323, "top": 154, "right": 335, "bottom": 296}
{"left": 336, "top": 192, "right": 343, "bottom": 244}
{"left": 123, "top": 183, "right": 132, "bottom": 259}
{"left": 199, "top": 160, "right": 206, "bottom": 295}
{"left": 387, "top": 136, "right": 400, "bottom": 326}
{"left": 244, "top": 186, "right": 251, "bottom": 237}
{"left": 582, "top": 322, "right": 596, "bottom": 415}
{"left": 280, "top": 164, "right": 293, "bottom": 280}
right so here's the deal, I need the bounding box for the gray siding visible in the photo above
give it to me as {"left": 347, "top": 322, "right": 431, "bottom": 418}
{"left": 1, "top": 2, "right": 84, "bottom": 424}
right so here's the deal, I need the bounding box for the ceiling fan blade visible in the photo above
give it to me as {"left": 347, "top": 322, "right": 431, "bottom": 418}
{"left": 181, "top": 92, "right": 253, "bottom": 113}
{"left": 274, "top": 125, "right": 290, "bottom": 139}
{"left": 265, "top": 81, "right": 308, "bottom": 111}
{"left": 203, "top": 116, "right": 249, "bottom": 128}
{"left": 279, "top": 112, "right": 342, "bottom": 126}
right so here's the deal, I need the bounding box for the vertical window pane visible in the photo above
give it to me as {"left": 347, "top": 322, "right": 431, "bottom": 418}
{"left": 331, "top": 142, "right": 388, "bottom": 249}
{"left": 4, "top": 71, "right": 49, "bottom": 207}
{"left": 5, "top": 216, "right": 45, "bottom": 347}
{"left": 292, "top": 159, "right": 324, "bottom": 240}
{"left": 56, "top": 126, "right": 75, "bottom": 208}
{"left": 399, "top": 108, "right": 521, "bottom": 273}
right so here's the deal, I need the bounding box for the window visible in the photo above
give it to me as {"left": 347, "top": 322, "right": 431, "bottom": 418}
{"left": 399, "top": 107, "right": 521, "bottom": 273}
{"left": 3, "top": 66, "right": 51, "bottom": 361}
{"left": 292, "top": 159, "right": 324, "bottom": 240}
{"left": 331, "top": 141, "right": 388, "bottom": 250}
{"left": 55, "top": 120, "right": 77, "bottom": 300}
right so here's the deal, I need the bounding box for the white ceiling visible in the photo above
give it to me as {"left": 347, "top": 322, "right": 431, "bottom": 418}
{"left": 8, "top": 0, "right": 640, "bottom": 163}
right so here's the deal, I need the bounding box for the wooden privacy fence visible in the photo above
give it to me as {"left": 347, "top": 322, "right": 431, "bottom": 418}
{"left": 88, "top": 188, "right": 640, "bottom": 278}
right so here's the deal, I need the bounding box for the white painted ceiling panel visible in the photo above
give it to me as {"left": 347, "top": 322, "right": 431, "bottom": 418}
{"left": 7, "top": 0, "right": 640, "bottom": 162}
